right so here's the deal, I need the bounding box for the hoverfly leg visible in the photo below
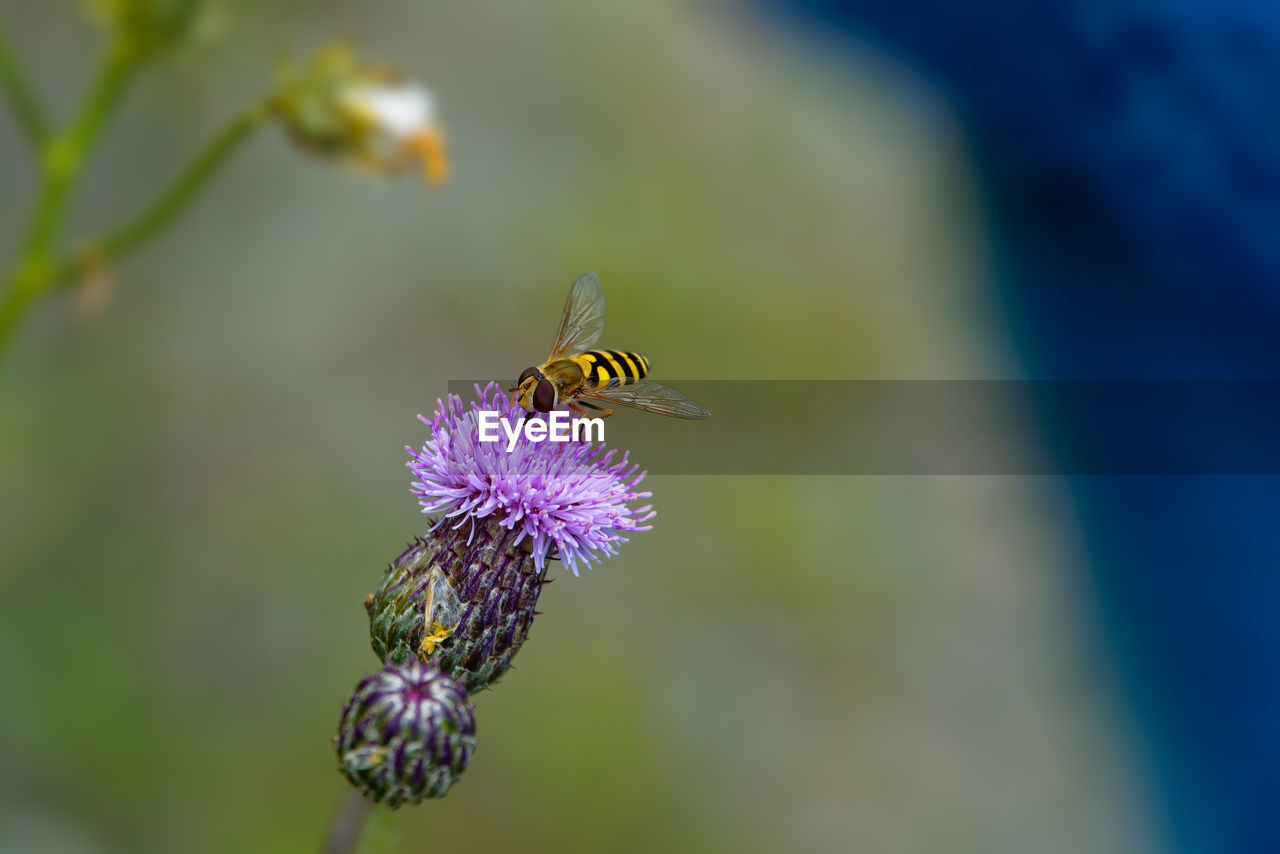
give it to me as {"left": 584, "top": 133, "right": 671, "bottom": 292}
{"left": 576, "top": 400, "right": 614, "bottom": 419}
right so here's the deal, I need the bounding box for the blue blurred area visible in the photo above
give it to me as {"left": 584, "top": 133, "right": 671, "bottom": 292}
{"left": 766, "top": 2, "right": 1280, "bottom": 853}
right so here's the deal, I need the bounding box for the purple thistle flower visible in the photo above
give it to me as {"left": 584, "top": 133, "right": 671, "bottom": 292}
{"left": 407, "top": 382, "right": 655, "bottom": 576}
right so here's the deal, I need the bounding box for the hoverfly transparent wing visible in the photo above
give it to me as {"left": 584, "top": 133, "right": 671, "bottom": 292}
{"left": 580, "top": 380, "right": 711, "bottom": 420}
{"left": 547, "top": 272, "right": 606, "bottom": 360}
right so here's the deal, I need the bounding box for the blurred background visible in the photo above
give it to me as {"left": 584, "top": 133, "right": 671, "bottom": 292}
{"left": 0, "top": 1, "right": 1171, "bottom": 852}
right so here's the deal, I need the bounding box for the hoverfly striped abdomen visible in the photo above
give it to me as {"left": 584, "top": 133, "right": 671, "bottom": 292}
{"left": 574, "top": 349, "right": 649, "bottom": 390}
{"left": 512, "top": 273, "right": 709, "bottom": 419}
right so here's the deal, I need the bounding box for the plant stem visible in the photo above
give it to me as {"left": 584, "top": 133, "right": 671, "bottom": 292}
{"left": 50, "top": 102, "right": 270, "bottom": 291}
{"left": 321, "top": 789, "right": 403, "bottom": 854}
{"left": 321, "top": 789, "right": 372, "bottom": 854}
{"left": 0, "top": 49, "right": 268, "bottom": 364}
{"left": 0, "top": 16, "right": 49, "bottom": 151}
{"left": 0, "top": 39, "right": 139, "bottom": 361}
{"left": 26, "top": 41, "right": 137, "bottom": 270}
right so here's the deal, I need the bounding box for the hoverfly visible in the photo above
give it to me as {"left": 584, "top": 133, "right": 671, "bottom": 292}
{"left": 510, "top": 273, "right": 711, "bottom": 420}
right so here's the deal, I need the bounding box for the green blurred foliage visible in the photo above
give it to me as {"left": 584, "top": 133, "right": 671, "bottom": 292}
{"left": 87, "top": 0, "right": 209, "bottom": 54}
{"left": 0, "top": 1, "right": 1161, "bottom": 853}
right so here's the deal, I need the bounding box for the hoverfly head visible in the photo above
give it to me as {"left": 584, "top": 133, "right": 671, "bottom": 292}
{"left": 512, "top": 367, "right": 548, "bottom": 412}
{"left": 532, "top": 377, "right": 556, "bottom": 413}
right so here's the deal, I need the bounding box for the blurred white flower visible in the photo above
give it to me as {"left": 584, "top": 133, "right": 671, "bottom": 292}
{"left": 273, "top": 45, "right": 449, "bottom": 187}
{"left": 338, "top": 81, "right": 449, "bottom": 186}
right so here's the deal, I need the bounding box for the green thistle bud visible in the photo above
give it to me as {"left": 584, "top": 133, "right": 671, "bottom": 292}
{"left": 335, "top": 660, "right": 476, "bottom": 807}
{"left": 367, "top": 518, "right": 548, "bottom": 694}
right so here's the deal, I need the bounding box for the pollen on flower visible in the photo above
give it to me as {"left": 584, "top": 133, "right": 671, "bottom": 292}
{"left": 406, "top": 125, "right": 450, "bottom": 187}
{"left": 419, "top": 622, "right": 456, "bottom": 657}
{"left": 406, "top": 382, "right": 655, "bottom": 576}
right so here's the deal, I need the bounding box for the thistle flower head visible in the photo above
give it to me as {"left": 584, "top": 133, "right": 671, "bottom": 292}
{"left": 368, "top": 518, "right": 546, "bottom": 693}
{"left": 335, "top": 660, "right": 476, "bottom": 807}
{"left": 272, "top": 45, "right": 449, "bottom": 186}
{"left": 407, "top": 382, "right": 655, "bottom": 576}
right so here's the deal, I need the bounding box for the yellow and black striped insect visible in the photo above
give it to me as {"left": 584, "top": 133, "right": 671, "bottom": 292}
{"left": 510, "top": 273, "right": 711, "bottom": 420}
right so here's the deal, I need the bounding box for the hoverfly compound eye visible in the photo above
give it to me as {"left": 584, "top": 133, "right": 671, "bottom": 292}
{"left": 518, "top": 367, "right": 539, "bottom": 385}
{"left": 533, "top": 378, "right": 555, "bottom": 412}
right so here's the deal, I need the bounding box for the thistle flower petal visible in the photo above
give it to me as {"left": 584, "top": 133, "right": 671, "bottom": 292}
{"left": 407, "top": 382, "right": 655, "bottom": 576}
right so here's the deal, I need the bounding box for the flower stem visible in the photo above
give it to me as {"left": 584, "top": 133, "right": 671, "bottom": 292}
{"left": 321, "top": 789, "right": 371, "bottom": 854}
{"left": 51, "top": 102, "right": 271, "bottom": 290}
{"left": 25, "top": 41, "right": 137, "bottom": 270}
{"left": 0, "top": 16, "right": 49, "bottom": 152}
{"left": 0, "top": 39, "right": 139, "bottom": 362}
{"left": 0, "top": 56, "right": 268, "bottom": 364}
{"left": 322, "top": 789, "right": 401, "bottom": 854}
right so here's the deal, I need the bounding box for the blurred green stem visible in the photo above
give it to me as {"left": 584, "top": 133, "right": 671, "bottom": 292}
{"left": 0, "top": 39, "right": 139, "bottom": 362}
{"left": 322, "top": 789, "right": 400, "bottom": 854}
{"left": 49, "top": 102, "right": 270, "bottom": 291}
{"left": 0, "top": 17, "right": 49, "bottom": 151}
{"left": 0, "top": 48, "right": 269, "bottom": 364}
{"left": 321, "top": 790, "right": 370, "bottom": 854}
